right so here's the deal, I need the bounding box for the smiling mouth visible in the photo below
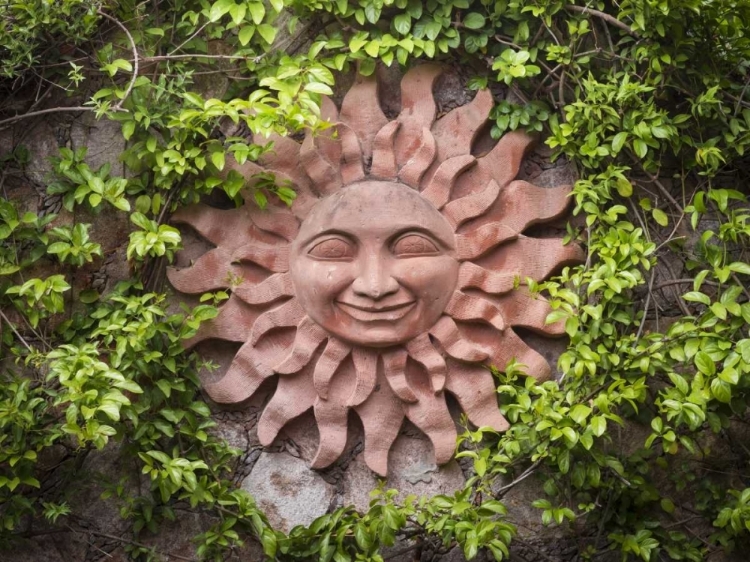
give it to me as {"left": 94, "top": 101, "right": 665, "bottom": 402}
{"left": 336, "top": 301, "right": 416, "bottom": 322}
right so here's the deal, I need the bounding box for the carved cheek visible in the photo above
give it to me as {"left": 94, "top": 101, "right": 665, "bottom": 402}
{"left": 302, "top": 260, "right": 357, "bottom": 304}
{"left": 391, "top": 255, "right": 459, "bottom": 302}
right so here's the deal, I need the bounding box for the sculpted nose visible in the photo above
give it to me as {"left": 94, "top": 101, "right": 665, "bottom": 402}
{"left": 352, "top": 256, "right": 399, "bottom": 300}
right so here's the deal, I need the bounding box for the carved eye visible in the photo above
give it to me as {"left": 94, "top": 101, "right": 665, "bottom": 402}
{"left": 308, "top": 238, "right": 355, "bottom": 260}
{"left": 392, "top": 234, "right": 439, "bottom": 257}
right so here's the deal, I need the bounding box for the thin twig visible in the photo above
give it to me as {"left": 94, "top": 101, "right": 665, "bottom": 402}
{"left": 495, "top": 459, "right": 542, "bottom": 496}
{"left": 0, "top": 308, "right": 34, "bottom": 353}
{"left": 169, "top": 19, "right": 211, "bottom": 56}
{"left": 564, "top": 5, "right": 638, "bottom": 36}
{"left": 0, "top": 106, "right": 93, "bottom": 129}
{"left": 633, "top": 267, "right": 656, "bottom": 346}
{"left": 72, "top": 528, "right": 199, "bottom": 562}
{"left": 97, "top": 10, "right": 139, "bottom": 110}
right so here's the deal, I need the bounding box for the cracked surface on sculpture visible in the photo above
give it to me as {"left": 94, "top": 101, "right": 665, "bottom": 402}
{"left": 168, "top": 65, "right": 584, "bottom": 476}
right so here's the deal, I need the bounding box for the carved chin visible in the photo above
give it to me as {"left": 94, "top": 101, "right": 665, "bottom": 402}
{"left": 166, "top": 64, "right": 584, "bottom": 475}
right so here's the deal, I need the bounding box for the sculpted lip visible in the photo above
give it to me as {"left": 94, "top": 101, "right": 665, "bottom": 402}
{"left": 335, "top": 300, "right": 416, "bottom": 322}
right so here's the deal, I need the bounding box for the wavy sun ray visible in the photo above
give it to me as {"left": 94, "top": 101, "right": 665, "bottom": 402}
{"left": 169, "top": 66, "right": 582, "bottom": 476}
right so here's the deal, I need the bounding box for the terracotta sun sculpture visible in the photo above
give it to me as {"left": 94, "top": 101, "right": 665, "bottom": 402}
{"left": 168, "top": 65, "right": 583, "bottom": 476}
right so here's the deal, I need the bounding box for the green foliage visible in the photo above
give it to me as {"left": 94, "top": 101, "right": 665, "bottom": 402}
{"left": 3, "top": 0, "right": 750, "bottom": 560}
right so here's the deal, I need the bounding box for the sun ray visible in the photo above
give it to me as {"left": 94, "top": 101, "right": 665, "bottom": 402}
{"left": 203, "top": 335, "right": 287, "bottom": 403}
{"left": 167, "top": 248, "right": 241, "bottom": 293}
{"left": 394, "top": 64, "right": 442, "bottom": 166}
{"left": 405, "top": 334, "right": 447, "bottom": 393}
{"left": 475, "top": 236, "right": 585, "bottom": 280}
{"left": 397, "top": 127, "right": 437, "bottom": 188}
{"left": 445, "top": 291, "right": 506, "bottom": 333}
{"left": 370, "top": 121, "right": 400, "bottom": 179}
{"left": 442, "top": 179, "right": 500, "bottom": 229}
{"left": 348, "top": 348, "right": 378, "bottom": 406}
{"left": 300, "top": 134, "right": 342, "bottom": 195}
{"left": 233, "top": 273, "right": 295, "bottom": 306}
{"left": 452, "top": 130, "right": 533, "bottom": 200}
{"left": 171, "top": 205, "right": 248, "bottom": 247}
{"left": 311, "top": 397, "right": 350, "bottom": 469}
{"left": 313, "top": 97, "right": 342, "bottom": 167}
{"left": 455, "top": 223, "right": 518, "bottom": 260}
{"left": 313, "top": 338, "right": 352, "bottom": 399}
{"left": 381, "top": 347, "right": 417, "bottom": 403}
{"left": 420, "top": 154, "right": 476, "bottom": 210}
{"left": 231, "top": 243, "right": 289, "bottom": 273}
{"left": 445, "top": 359, "right": 508, "bottom": 431}
{"left": 429, "top": 88, "right": 493, "bottom": 164}
{"left": 429, "top": 315, "right": 488, "bottom": 363}
{"left": 257, "top": 369, "right": 317, "bottom": 446}
{"left": 338, "top": 123, "right": 366, "bottom": 184}
{"left": 339, "top": 73, "right": 389, "bottom": 162}
{"left": 483, "top": 328, "right": 552, "bottom": 381}
{"left": 457, "top": 262, "right": 516, "bottom": 295}
{"left": 246, "top": 203, "right": 300, "bottom": 242}
{"left": 354, "top": 368, "right": 405, "bottom": 476}
{"left": 403, "top": 363, "right": 457, "bottom": 465}
{"left": 494, "top": 288, "right": 565, "bottom": 336}
{"left": 250, "top": 299, "right": 305, "bottom": 345}
{"left": 274, "top": 317, "right": 328, "bottom": 374}
{"left": 184, "top": 294, "right": 258, "bottom": 347}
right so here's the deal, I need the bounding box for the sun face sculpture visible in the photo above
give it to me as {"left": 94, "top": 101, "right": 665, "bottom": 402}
{"left": 168, "top": 65, "right": 584, "bottom": 476}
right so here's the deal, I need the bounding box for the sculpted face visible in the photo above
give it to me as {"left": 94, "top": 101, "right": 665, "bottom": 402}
{"left": 290, "top": 181, "right": 460, "bottom": 347}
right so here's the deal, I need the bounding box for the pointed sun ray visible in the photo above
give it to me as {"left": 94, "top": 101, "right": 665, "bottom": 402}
{"left": 397, "top": 127, "right": 437, "bottom": 188}
{"left": 457, "top": 262, "right": 516, "bottom": 295}
{"left": 494, "top": 288, "right": 565, "bottom": 336}
{"left": 452, "top": 130, "right": 533, "bottom": 200}
{"left": 274, "top": 316, "right": 328, "bottom": 375}
{"left": 441, "top": 179, "right": 500, "bottom": 229}
{"left": 311, "top": 396, "right": 350, "bottom": 470}
{"left": 231, "top": 243, "right": 289, "bottom": 273}
{"left": 311, "top": 356, "right": 358, "bottom": 469}
{"left": 167, "top": 248, "right": 241, "bottom": 294}
{"left": 203, "top": 335, "right": 287, "bottom": 403}
{"left": 354, "top": 368, "right": 405, "bottom": 476}
{"left": 430, "top": 88, "right": 493, "bottom": 163}
{"left": 184, "top": 294, "right": 257, "bottom": 347}
{"left": 465, "top": 181, "right": 573, "bottom": 236}
{"left": 405, "top": 334, "right": 447, "bottom": 393}
{"left": 257, "top": 369, "right": 317, "bottom": 446}
{"left": 300, "top": 133, "right": 342, "bottom": 195}
{"left": 348, "top": 348, "right": 378, "bottom": 406}
{"left": 339, "top": 73, "right": 389, "bottom": 163}
{"left": 233, "top": 272, "right": 295, "bottom": 306}
{"left": 445, "top": 291, "right": 506, "bottom": 333}
{"left": 403, "top": 361, "right": 457, "bottom": 465}
{"left": 429, "top": 315, "right": 488, "bottom": 363}
{"left": 394, "top": 64, "right": 442, "bottom": 167}
{"left": 250, "top": 299, "right": 305, "bottom": 345}
{"left": 370, "top": 120, "right": 400, "bottom": 179}
{"left": 445, "top": 359, "right": 508, "bottom": 431}
{"left": 421, "top": 154, "right": 476, "bottom": 210}
{"left": 338, "top": 123, "right": 366, "bottom": 184}
{"left": 483, "top": 328, "right": 552, "bottom": 382}
{"left": 381, "top": 347, "right": 417, "bottom": 403}
{"left": 313, "top": 337, "right": 352, "bottom": 399}
{"left": 246, "top": 203, "right": 300, "bottom": 242}
{"left": 171, "top": 204, "right": 248, "bottom": 248}
{"left": 455, "top": 223, "right": 518, "bottom": 260}
{"left": 474, "top": 236, "right": 585, "bottom": 281}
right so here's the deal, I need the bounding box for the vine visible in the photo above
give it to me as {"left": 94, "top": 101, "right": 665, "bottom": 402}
{"left": 2, "top": 0, "right": 750, "bottom": 560}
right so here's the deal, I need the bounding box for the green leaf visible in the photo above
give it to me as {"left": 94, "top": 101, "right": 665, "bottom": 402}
{"left": 463, "top": 13, "right": 486, "bottom": 29}
{"left": 652, "top": 208, "right": 668, "bottom": 226}
{"left": 248, "top": 2, "right": 265, "bottom": 24}
{"left": 238, "top": 25, "right": 255, "bottom": 46}
{"left": 695, "top": 351, "right": 715, "bottom": 376}
{"left": 256, "top": 24, "right": 277, "bottom": 44}
{"left": 612, "top": 131, "right": 628, "bottom": 153}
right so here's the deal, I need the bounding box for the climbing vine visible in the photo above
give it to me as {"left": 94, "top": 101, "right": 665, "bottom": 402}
{"left": 2, "top": 0, "right": 750, "bottom": 560}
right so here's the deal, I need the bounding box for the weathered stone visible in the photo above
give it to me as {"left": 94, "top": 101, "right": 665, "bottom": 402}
{"left": 241, "top": 452, "right": 335, "bottom": 532}
{"left": 342, "top": 435, "right": 465, "bottom": 513}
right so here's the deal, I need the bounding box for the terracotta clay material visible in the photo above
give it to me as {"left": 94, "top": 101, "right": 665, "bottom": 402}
{"left": 168, "top": 65, "right": 584, "bottom": 476}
